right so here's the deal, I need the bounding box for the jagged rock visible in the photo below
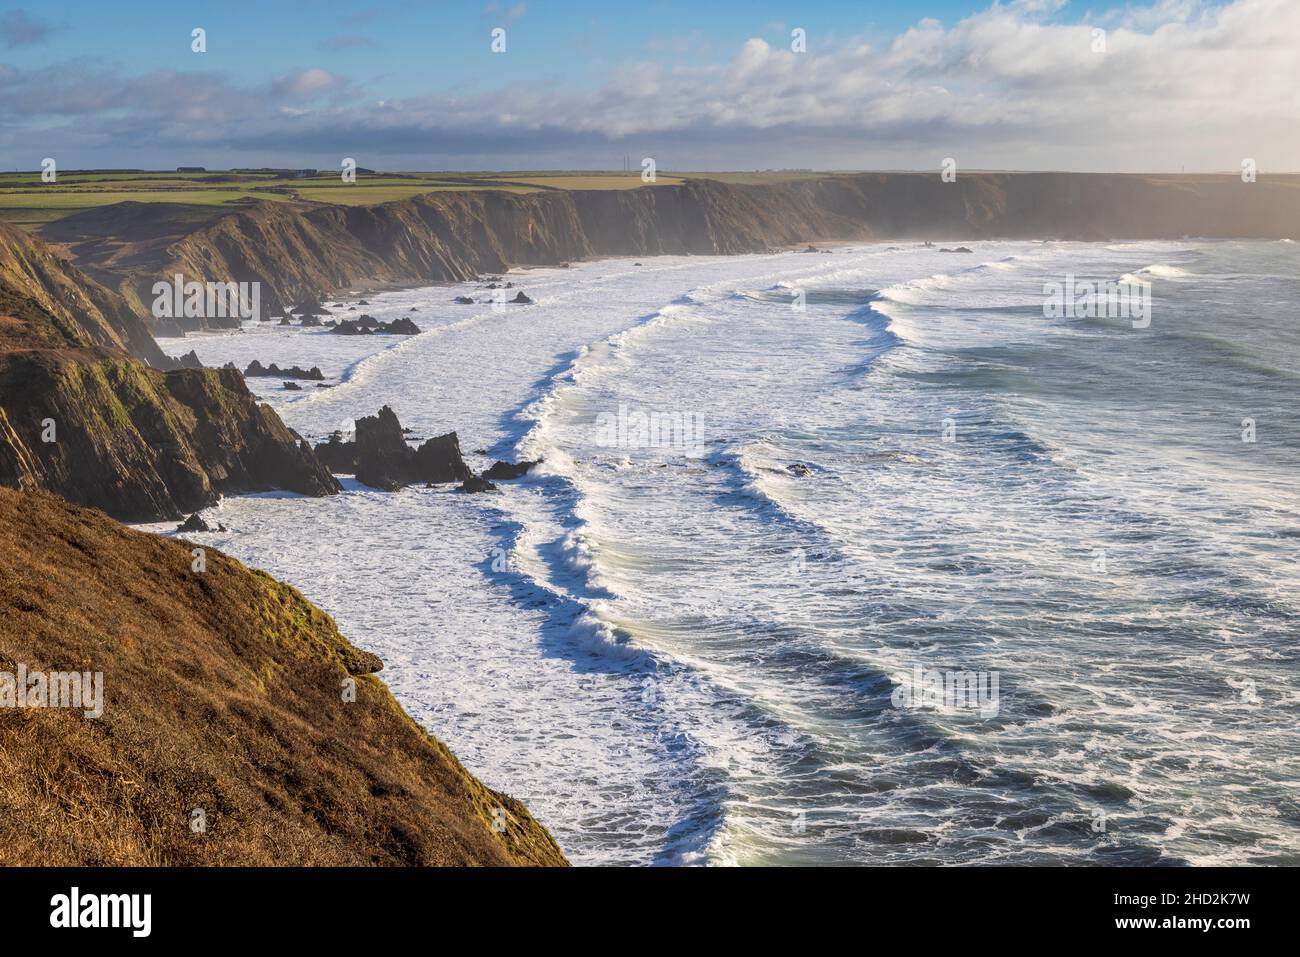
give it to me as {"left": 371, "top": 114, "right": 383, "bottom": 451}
{"left": 940, "top": 246, "right": 974, "bottom": 253}
{"left": 412, "top": 431, "right": 473, "bottom": 483}
{"left": 313, "top": 433, "right": 356, "bottom": 472}
{"left": 482, "top": 459, "right": 540, "bottom": 480}
{"left": 409, "top": 307, "right": 418, "bottom": 312}
{"left": 283, "top": 381, "right": 301, "bottom": 391}
{"left": 312, "top": 407, "right": 472, "bottom": 490}
{"left": 351, "top": 407, "right": 411, "bottom": 490}
{"left": 786, "top": 463, "right": 813, "bottom": 477}
{"left": 300, "top": 315, "right": 323, "bottom": 327}
{"left": 174, "top": 350, "right": 204, "bottom": 369}
{"left": 453, "top": 296, "right": 475, "bottom": 304}
{"left": 385, "top": 317, "right": 421, "bottom": 335}
{"left": 458, "top": 475, "right": 497, "bottom": 493}
{"left": 243, "top": 361, "right": 324, "bottom": 380}
{"left": 357, "top": 299, "right": 370, "bottom": 305}
{"left": 511, "top": 291, "right": 533, "bottom": 304}
{"left": 177, "top": 512, "right": 210, "bottom": 533}
{"left": 333, "top": 320, "right": 374, "bottom": 335}
{"left": 334, "top": 317, "right": 420, "bottom": 335}
{"left": 293, "top": 299, "right": 329, "bottom": 316}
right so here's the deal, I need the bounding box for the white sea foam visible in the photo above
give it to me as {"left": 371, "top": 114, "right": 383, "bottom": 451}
{"left": 153, "top": 239, "right": 1300, "bottom": 866}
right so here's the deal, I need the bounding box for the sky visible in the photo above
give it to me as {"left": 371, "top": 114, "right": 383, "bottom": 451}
{"left": 1, "top": 0, "right": 1297, "bottom": 172}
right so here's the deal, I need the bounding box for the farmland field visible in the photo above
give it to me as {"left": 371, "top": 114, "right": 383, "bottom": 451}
{"left": 0, "top": 168, "right": 710, "bottom": 227}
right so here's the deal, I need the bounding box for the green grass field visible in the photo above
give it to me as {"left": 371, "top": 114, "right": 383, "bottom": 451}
{"left": 0, "top": 168, "right": 776, "bottom": 227}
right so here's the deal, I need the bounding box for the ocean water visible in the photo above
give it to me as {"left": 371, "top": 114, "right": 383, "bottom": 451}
{"left": 152, "top": 239, "right": 1300, "bottom": 866}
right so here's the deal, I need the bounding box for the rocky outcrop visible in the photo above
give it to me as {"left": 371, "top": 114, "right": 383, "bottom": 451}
{"left": 0, "top": 486, "right": 568, "bottom": 866}
{"left": 241, "top": 360, "right": 324, "bottom": 380}
{"left": 332, "top": 317, "right": 420, "bottom": 336}
{"left": 312, "top": 406, "right": 475, "bottom": 491}
{"left": 482, "top": 459, "right": 540, "bottom": 481}
{"left": 458, "top": 474, "right": 497, "bottom": 493}
{"left": 0, "top": 227, "right": 341, "bottom": 522}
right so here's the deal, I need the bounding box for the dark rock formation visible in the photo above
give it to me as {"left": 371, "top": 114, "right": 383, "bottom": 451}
{"left": 482, "top": 459, "right": 540, "bottom": 481}
{"left": 459, "top": 474, "right": 497, "bottom": 493}
{"left": 786, "top": 463, "right": 813, "bottom": 477}
{"left": 243, "top": 360, "right": 324, "bottom": 380}
{"left": 311, "top": 406, "right": 474, "bottom": 490}
{"left": 174, "top": 349, "right": 204, "bottom": 369}
{"left": 283, "top": 381, "right": 301, "bottom": 391}
{"left": 333, "top": 319, "right": 374, "bottom": 335}
{"left": 511, "top": 291, "right": 534, "bottom": 304}
{"left": 453, "top": 296, "right": 475, "bottom": 304}
{"left": 412, "top": 430, "right": 473, "bottom": 483}
{"left": 386, "top": 317, "right": 421, "bottom": 334}
{"left": 177, "top": 512, "right": 210, "bottom": 533}
{"left": 332, "top": 317, "right": 419, "bottom": 335}
{"left": 313, "top": 433, "right": 355, "bottom": 472}
{"left": 292, "top": 299, "right": 329, "bottom": 316}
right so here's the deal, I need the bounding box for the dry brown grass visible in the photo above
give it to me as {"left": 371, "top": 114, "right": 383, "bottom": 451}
{"left": 0, "top": 487, "right": 567, "bottom": 866}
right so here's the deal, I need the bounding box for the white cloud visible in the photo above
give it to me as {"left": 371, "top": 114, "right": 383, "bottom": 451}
{"left": 6, "top": 0, "right": 1298, "bottom": 172}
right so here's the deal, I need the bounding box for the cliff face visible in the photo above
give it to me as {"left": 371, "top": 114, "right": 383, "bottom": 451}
{"left": 44, "top": 172, "right": 1300, "bottom": 332}
{"left": 0, "top": 487, "right": 567, "bottom": 866}
{"left": 0, "top": 227, "right": 339, "bottom": 521}
{"left": 0, "top": 221, "right": 169, "bottom": 367}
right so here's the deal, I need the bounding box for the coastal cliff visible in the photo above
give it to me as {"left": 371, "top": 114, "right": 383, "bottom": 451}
{"left": 0, "top": 224, "right": 339, "bottom": 521}
{"left": 0, "top": 487, "right": 567, "bottom": 866}
{"left": 42, "top": 172, "right": 1300, "bottom": 331}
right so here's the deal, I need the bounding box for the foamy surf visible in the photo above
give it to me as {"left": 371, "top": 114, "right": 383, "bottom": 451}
{"left": 165, "top": 239, "right": 1300, "bottom": 866}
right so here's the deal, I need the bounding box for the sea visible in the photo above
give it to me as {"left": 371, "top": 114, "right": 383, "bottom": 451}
{"left": 150, "top": 239, "right": 1300, "bottom": 866}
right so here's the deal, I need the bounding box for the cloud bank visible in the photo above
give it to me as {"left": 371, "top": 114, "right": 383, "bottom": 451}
{"left": 1, "top": 0, "right": 1295, "bottom": 171}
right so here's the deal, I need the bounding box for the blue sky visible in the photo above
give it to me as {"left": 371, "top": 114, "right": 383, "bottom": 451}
{"left": 2, "top": 1, "right": 1295, "bottom": 172}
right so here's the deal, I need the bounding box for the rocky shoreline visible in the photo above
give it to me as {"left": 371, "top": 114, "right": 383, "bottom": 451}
{"left": 41, "top": 172, "right": 1300, "bottom": 334}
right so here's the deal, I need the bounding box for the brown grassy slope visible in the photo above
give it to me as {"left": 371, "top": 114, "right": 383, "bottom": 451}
{"left": 0, "top": 487, "right": 568, "bottom": 866}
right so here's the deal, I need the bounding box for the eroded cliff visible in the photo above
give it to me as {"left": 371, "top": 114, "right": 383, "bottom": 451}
{"left": 0, "top": 227, "right": 339, "bottom": 521}
{"left": 44, "top": 172, "right": 1300, "bottom": 332}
